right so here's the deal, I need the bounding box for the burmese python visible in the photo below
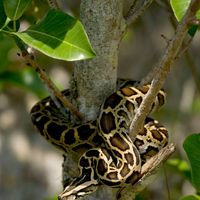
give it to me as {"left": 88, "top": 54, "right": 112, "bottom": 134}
{"left": 30, "top": 80, "right": 168, "bottom": 200}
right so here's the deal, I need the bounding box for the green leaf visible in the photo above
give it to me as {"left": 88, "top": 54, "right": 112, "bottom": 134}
{"left": 188, "top": 25, "right": 198, "bottom": 37}
{"left": 3, "top": 0, "right": 32, "bottom": 20}
{"left": 180, "top": 195, "right": 200, "bottom": 200}
{"left": 13, "top": 9, "right": 95, "bottom": 61}
{"left": 44, "top": 196, "right": 58, "bottom": 200}
{"left": 0, "top": 69, "right": 47, "bottom": 97}
{"left": 170, "top": 0, "right": 200, "bottom": 21}
{"left": 183, "top": 133, "right": 200, "bottom": 193}
{"left": 5, "top": 20, "right": 20, "bottom": 31}
{"left": 0, "top": 0, "right": 7, "bottom": 28}
{"left": 167, "top": 158, "right": 191, "bottom": 181}
{"left": 0, "top": 34, "right": 15, "bottom": 72}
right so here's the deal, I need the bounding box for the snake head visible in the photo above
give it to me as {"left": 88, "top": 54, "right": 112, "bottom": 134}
{"left": 58, "top": 171, "right": 99, "bottom": 200}
{"left": 58, "top": 184, "right": 98, "bottom": 200}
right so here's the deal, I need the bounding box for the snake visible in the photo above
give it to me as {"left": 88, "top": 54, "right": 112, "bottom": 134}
{"left": 30, "top": 80, "right": 168, "bottom": 200}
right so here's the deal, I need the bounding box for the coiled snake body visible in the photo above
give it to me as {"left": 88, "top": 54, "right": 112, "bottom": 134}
{"left": 30, "top": 80, "right": 168, "bottom": 199}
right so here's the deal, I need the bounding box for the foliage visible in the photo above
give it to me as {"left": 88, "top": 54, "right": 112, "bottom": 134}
{"left": 167, "top": 158, "right": 191, "bottom": 180}
{"left": 13, "top": 9, "right": 96, "bottom": 61}
{"left": 44, "top": 196, "right": 57, "bottom": 200}
{"left": 183, "top": 134, "right": 200, "bottom": 193}
{"left": 0, "top": 0, "right": 95, "bottom": 97}
{"left": 1, "top": 1, "right": 95, "bottom": 60}
{"left": 3, "top": 0, "right": 32, "bottom": 20}
{"left": 167, "top": 134, "right": 200, "bottom": 200}
{"left": 0, "top": 1, "right": 199, "bottom": 200}
{"left": 170, "top": 0, "right": 200, "bottom": 21}
{"left": 0, "top": 68, "right": 47, "bottom": 97}
{"left": 180, "top": 195, "right": 200, "bottom": 200}
{"left": 170, "top": 0, "right": 200, "bottom": 36}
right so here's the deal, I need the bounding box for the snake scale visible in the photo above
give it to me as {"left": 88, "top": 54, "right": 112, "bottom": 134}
{"left": 30, "top": 80, "right": 168, "bottom": 200}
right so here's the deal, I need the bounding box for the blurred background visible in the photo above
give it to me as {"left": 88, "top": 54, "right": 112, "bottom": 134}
{"left": 0, "top": 0, "right": 199, "bottom": 200}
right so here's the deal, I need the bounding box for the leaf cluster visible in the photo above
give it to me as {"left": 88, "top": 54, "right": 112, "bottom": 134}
{"left": 0, "top": 0, "right": 95, "bottom": 96}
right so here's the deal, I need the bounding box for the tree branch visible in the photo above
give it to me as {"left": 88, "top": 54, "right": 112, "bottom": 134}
{"left": 129, "top": 0, "right": 200, "bottom": 141}
{"left": 125, "top": 0, "right": 155, "bottom": 26}
{"left": 47, "top": 0, "right": 60, "bottom": 9}
{"left": 163, "top": 0, "right": 200, "bottom": 94}
{"left": 22, "top": 50, "right": 83, "bottom": 121}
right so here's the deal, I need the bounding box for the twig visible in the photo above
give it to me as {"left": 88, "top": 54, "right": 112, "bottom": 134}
{"left": 47, "top": 0, "right": 60, "bottom": 9}
{"left": 22, "top": 50, "right": 83, "bottom": 121}
{"left": 129, "top": 0, "right": 200, "bottom": 141}
{"left": 125, "top": 0, "right": 155, "bottom": 26}
{"left": 163, "top": 0, "right": 200, "bottom": 94}
{"left": 189, "top": 18, "right": 200, "bottom": 25}
{"left": 117, "top": 143, "right": 176, "bottom": 200}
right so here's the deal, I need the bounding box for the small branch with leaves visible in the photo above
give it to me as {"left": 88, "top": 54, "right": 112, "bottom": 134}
{"left": 117, "top": 1, "right": 200, "bottom": 199}
{"left": 129, "top": 0, "right": 200, "bottom": 141}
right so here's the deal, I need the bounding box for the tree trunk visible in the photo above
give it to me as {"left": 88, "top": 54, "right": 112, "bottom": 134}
{"left": 74, "top": 0, "right": 125, "bottom": 120}
{"left": 62, "top": 1, "right": 126, "bottom": 200}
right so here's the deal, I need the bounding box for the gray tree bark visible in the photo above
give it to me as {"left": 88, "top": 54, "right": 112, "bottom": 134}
{"left": 74, "top": 1, "right": 126, "bottom": 121}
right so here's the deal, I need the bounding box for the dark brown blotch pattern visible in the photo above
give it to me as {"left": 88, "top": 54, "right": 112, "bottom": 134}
{"left": 47, "top": 122, "right": 67, "bottom": 141}
{"left": 121, "top": 87, "right": 137, "bottom": 97}
{"left": 64, "top": 129, "right": 76, "bottom": 145}
{"left": 158, "top": 92, "right": 165, "bottom": 106}
{"left": 125, "top": 100, "right": 135, "bottom": 113}
{"left": 134, "top": 138, "right": 144, "bottom": 148}
{"left": 151, "top": 129, "right": 163, "bottom": 141}
{"left": 138, "top": 127, "right": 147, "bottom": 136}
{"left": 138, "top": 85, "right": 149, "bottom": 94}
{"left": 160, "top": 129, "right": 168, "bottom": 137}
{"left": 106, "top": 172, "right": 118, "bottom": 180}
{"left": 86, "top": 149, "right": 100, "bottom": 158}
{"left": 79, "top": 156, "right": 90, "bottom": 167}
{"left": 120, "top": 163, "right": 130, "bottom": 177}
{"left": 124, "top": 152, "right": 134, "bottom": 165}
{"left": 97, "top": 159, "right": 107, "bottom": 176}
{"left": 103, "top": 93, "right": 123, "bottom": 109}
{"left": 100, "top": 112, "right": 116, "bottom": 134}
{"left": 135, "top": 96, "right": 142, "bottom": 106}
{"left": 77, "top": 124, "right": 96, "bottom": 141}
{"left": 110, "top": 133, "right": 129, "bottom": 151}
{"left": 32, "top": 115, "right": 49, "bottom": 133}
